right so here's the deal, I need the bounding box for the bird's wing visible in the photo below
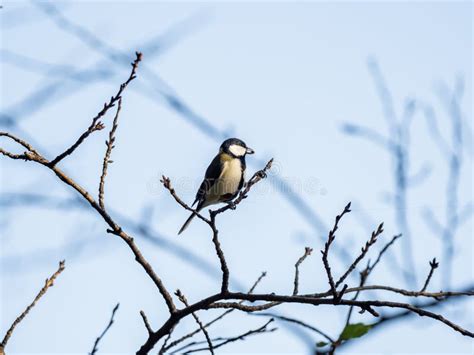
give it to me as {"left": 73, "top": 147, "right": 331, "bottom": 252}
{"left": 193, "top": 154, "right": 223, "bottom": 207}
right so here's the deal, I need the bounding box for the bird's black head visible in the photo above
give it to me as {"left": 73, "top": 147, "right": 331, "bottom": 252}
{"left": 220, "top": 138, "right": 254, "bottom": 157}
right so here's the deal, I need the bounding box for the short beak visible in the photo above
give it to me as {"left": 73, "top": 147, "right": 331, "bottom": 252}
{"left": 246, "top": 147, "right": 255, "bottom": 154}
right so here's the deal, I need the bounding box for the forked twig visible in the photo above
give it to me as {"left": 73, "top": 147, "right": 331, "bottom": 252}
{"left": 321, "top": 202, "right": 352, "bottom": 299}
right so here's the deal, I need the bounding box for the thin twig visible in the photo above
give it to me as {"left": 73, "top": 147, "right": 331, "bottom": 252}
{"left": 163, "top": 272, "right": 267, "bottom": 353}
{"left": 177, "top": 319, "right": 276, "bottom": 354}
{"left": 176, "top": 290, "right": 214, "bottom": 355}
{"left": 344, "top": 260, "right": 371, "bottom": 330}
{"left": 420, "top": 258, "right": 439, "bottom": 292}
{"left": 256, "top": 313, "right": 334, "bottom": 343}
{"left": 321, "top": 202, "right": 352, "bottom": 299}
{"left": 158, "top": 326, "right": 176, "bottom": 355}
{"left": 0, "top": 132, "right": 41, "bottom": 161}
{"left": 368, "top": 234, "right": 402, "bottom": 273}
{"left": 344, "top": 234, "right": 402, "bottom": 329}
{"left": 293, "top": 247, "right": 313, "bottom": 295}
{"left": 335, "top": 222, "right": 384, "bottom": 288}
{"left": 98, "top": 98, "right": 122, "bottom": 209}
{"left": 0, "top": 261, "right": 65, "bottom": 352}
{"left": 160, "top": 176, "right": 211, "bottom": 225}
{"left": 0, "top": 132, "right": 39, "bottom": 154}
{"left": 140, "top": 310, "right": 153, "bottom": 335}
{"left": 90, "top": 303, "right": 120, "bottom": 355}
{"left": 209, "top": 214, "right": 229, "bottom": 294}
{"left": 48, "top": 52, "right": 142, "bottom": 167}
{"left": 248, "top": 271, "right": 267, "bottom": 294}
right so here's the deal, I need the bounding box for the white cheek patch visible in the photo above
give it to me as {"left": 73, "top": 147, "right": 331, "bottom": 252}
{"left": 228, "top": 144, "right": 247, "bottom": 157}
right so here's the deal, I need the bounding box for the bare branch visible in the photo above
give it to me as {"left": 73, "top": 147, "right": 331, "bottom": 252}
{"left": 160, "top": 176, "right": 211, "bottom": 225}
{"left": 158, "top": 328, "right": 175, "bottom": 355}
{"left": 345, "top": 285, "right": 473, "bottom": 298}
{"left": 0, "top": 132, "right": 42, "bottom": 161}
{"left": 343, "top": 234, "right": 401, "bottom": 329}
{"left": 48, "top": 52, "right": 142, "bottom": 167}
{"left": 335, "top": 222, "right": 384, "bottom": 288}
{"left": 321, "top": 202, "right": 352, "bottom": 299}
{"left": 0, "top": 132, "right": 39, "bottom": 153}
{"left": 420, "top": 258, "right": 439, "bottom": 292}
{"left": 0, "top": 261, "right": 65, "bottom": 353}
{"left": 202, "top": 293, "right": 474, "bottom": 337}
{"left": 178, "top": 319, "right": 276, "bottom": 354}
{"left": 90, "top": 303, "right": 120, "bottom": 355}
{"left": 98, "top": 98, "right": 122, "bottom": 209}
{"left": 140, "top": 310, "right": 153, "bottom": 335}
{"left": 168, "top": 320, "right": 275, "bottom": 354}
{"left": 368, "top": 233, "right": 402, "bottom": 273}
{"left": 293, "top": 247, "right": 313, "bottom": 296}
{"left": 208, "top": 216, "right": 230, "bottom": 294}
{"left": 248, "top": 271, "right": 267, "bottom": 294}
{"left": 208, "top": 301, "right": 279, "bottom": 313}
{"left": 176, "top": 290, "right": 214, "bottom": 355}
{"left": 163, "top": 272, "right": 267, "bottom": 353}
{"left": 0, "top": 55, "right": 177, "bottom": 315}
{"left": 256, "top": 313, "right": 334, "bottom": 343}
{"left": 338, "top": 285, "right": 474, "bottom": 351}
{"left": 0, "top": 147, "right": 29, "bottom": 160}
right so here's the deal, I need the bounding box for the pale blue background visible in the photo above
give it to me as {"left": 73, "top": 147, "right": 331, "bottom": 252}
{"left": 1, "top": 1, "right": 473, "bottom": 354}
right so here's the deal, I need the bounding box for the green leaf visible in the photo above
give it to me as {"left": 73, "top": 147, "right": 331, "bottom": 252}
{"left": 316, "top": 341, "right": 328, "bottom": 347}
{"left": 339, "top": 323, "right": 372, "bottom": 341}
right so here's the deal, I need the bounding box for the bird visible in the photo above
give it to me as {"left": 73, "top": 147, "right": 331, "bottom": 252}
{"left": 178, "top": 138, "right": 254, "bottom": 235}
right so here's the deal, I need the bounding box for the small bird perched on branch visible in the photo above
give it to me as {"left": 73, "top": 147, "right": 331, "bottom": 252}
{"left": 178, "top": 138, "right": 254, "bottom": 234}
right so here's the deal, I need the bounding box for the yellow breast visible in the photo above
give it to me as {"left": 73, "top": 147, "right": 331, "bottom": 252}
{"left": 204, "top": 156, "right": 243, "bottom": 206}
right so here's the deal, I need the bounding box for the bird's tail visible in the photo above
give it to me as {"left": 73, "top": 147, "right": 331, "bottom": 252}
{"left": 178, "top": 208, "right": 201, "bottom": 235}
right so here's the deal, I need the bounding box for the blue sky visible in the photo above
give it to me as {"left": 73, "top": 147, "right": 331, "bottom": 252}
{"left": 1, "top": 1, "right": 473, "bottom": 354}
